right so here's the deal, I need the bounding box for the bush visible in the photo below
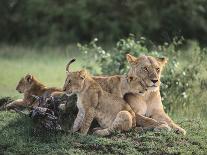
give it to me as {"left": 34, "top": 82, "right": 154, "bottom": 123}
{"left": 1, "top": 0, "right": 207, "bottom": 44}
{"left": 78, "top": 36, "right": 207, "bottom": 116}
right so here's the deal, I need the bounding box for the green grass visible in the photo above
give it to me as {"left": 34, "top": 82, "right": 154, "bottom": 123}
{"left": 0, "top": 45, "right": 82, "bottom": 98}
{"left": 0, "top": 45, "right": 207, "bottom": 154}
{"left": 0, "top": 111, "right": 206, "bottom": 154}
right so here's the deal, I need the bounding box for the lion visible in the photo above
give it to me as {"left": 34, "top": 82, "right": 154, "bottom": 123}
{"left": 65, "top": 59, "right": 168, "bottom": 130}
{"left": 92, "top": 75, "right": 148, "bottom": 98}
{"left": 6, "top": 74, "right": 63, "bottom": 110}
{"left": 63, "top": 60, "right": 148, "bottom": 136}
{"left": 124, "top": 54, "right": 186, "bottom": 135}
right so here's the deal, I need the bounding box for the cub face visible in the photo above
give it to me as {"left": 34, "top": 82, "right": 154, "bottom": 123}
{"left": 63, "top": 70, "right": 87, "bottom": 94}
{"left": 16, "top": 74, "right": 34, "bottom": 93}
{"left": 127, "top": 76, "right": 147, "bottom": 95}
{"left": 127, "top": 54, "right": 167, "bottom": 92}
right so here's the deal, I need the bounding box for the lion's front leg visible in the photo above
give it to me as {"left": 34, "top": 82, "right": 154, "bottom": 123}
{"left": 124, "top": 93, "right": 170, "bottom": 130}
{"left": 5, "top": 99, "right": 27, "bottom": 110}
{"left": 124, "top": 93, "right": 161, "bottom": 129}
{"left": 151, "top": 109, "right": 186, "bottom": 135}
{"left": 79, "top": 107, "right": 95, "bottom": 135}
{"left": 136, "top": 114, "right": 166, "bottom": 129}
{"left": 72, "top": 110, "right": 85, "bottom": 133}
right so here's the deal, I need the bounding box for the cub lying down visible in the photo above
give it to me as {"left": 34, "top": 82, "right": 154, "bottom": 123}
{"left": 6, "top": 74, "right": 63, "bottom": 110}
{"left": 92, "top": 75, "right": 136, "bottom": 98}
{"left": 63, "top": 66, "right": 147, "bottom": 136}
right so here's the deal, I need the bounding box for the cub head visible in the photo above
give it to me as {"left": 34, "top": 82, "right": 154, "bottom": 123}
{"left": 127, "top": 76, "right": 147, "bottom": 95}
{"left": 16, "top": 74, "right": 35, "bottom": 93}
{"left": 63, "top": 70, "right": 87, "bottom": 94}
{"left": 126, "top": 54, "right": 167, "bottom": 92}
{"left": 63, "top": 58, "right": 87, "bottom": 94}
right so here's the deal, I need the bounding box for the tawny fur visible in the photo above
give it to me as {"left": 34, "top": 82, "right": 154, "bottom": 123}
{"left": 63, "top": 70, "right": 147, "bottom": 136}
{"left": 124, "top": 54, "right": 186, "bottom": 135}
{"left": 6, "top": 74, "right": 63, "bottom": 109}
{"left": 93, "top": 75, "right": 146, "bottom": 98}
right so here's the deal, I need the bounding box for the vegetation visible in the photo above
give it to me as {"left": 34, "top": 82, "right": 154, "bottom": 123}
{"left": 0, "top": 111, "right": 206, "bottom": 154}
{"left": 1, "top": 0, "right": 207, "bottom": 154}
{"left": 80, "top": 36, "right": 207, "bottom": 118}
{"left": 0, "top": 45, "right": 82, "bottom": 97}
{"left": 0, "top": 36, "right": 207, "bottom": 154}
{"left": 1, "top": 0, "right": 207, "bottom": 44}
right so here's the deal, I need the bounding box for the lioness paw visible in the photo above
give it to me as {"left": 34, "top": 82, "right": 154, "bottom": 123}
{"left": 154, "top": 123, "right": 171, "bottom": 132}
{"left": 175, "top": 128, "right": 186, "bottom": 135}
{"left": 71, "top": 126, "right": 80, "bottom": 133}
{"left": 93, "top": 129, "right": 110, "bottom": 136}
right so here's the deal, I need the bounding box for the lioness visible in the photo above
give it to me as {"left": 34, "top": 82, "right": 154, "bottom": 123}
{"left": 124, "top": 54, "right": 186, "bottom": 135}
{"left": 64, "top": 59, "right": 167, "bottom": 130}
{"left": 6, "top": 74, "right": 63, "bottom": 110}
{"left": 63, "top": 60, "right": 147, "bottom": 136}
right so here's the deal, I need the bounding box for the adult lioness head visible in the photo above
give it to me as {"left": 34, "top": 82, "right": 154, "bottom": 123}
{"left": 16, "top": 74, "right": 41, "bottom": 93}
{"left": 126, "top": 54, "right": 167, "bottom": 92}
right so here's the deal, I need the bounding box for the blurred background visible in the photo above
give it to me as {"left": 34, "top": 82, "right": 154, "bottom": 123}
{"left": 1, "top": 0, "right": 207, "bottom": 45}
{"left": 0, "top": 0, "right": 207, "bottom": 118}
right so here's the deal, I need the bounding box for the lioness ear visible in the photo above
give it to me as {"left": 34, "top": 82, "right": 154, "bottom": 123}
{"left": 156, "top": 57, "right": 168, "bottom": 65}
{"left": 79, "top": 70, "right": 87, "bottom": 79}
{"left": 126, "top": 54, "right": 137, "bottom": 64}
{"left": 25, "top": 74, "right": 33, "bottom": 83}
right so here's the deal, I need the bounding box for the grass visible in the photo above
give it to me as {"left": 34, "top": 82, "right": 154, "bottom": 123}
{"left": 0, "top": 45, "right": 82, "bottom": 98}
{"left": 0, "top": 111, "right": 206, "bottom": 154}
{"left": 0, "top": 45, "right": 207, "bottom": 154}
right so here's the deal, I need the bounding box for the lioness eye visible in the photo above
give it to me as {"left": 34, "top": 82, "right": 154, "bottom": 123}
{"left": 156, "top": 68, "right": 160, "bottom": 72}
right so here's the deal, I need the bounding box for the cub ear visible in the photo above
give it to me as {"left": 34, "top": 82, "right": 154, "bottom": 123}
{"left": 25, "top": 74, "right": 33, "bottom": 83}
{"left": 79, "top": 70, "right": 87, "bottom": 79}
{"left": 156, "top": 57, "right": 168, "bottom": 65}
{"left": 126, "top": 54, "right": 137, "bottom": 64}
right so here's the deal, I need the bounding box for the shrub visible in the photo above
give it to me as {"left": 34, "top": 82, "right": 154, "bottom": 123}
{"left": 1, "top": 0, "right": 207, "bottom": 44}
{"left": 78, "top": 36, "right": 207, "bottom": 116}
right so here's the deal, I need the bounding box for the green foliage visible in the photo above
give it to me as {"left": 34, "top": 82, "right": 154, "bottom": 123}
{"left": 1, "top": 0, "right": 207, "bottom": 44}
{"left": 79, "top": 36, "right": 207, "bottom": 115}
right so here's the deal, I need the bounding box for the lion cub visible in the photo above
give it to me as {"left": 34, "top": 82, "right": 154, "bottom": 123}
{"left": 63, "top": 66, "right": 146, "bottom": 136}
{"left": 6, "top": 74, "right": 63, "bottom": 110}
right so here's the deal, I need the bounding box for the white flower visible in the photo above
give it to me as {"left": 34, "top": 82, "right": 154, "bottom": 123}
{"left": 182, "top": 92, "right": 187, "bottom": 98}
{"left": 106, "top": 53, "right": 111, "bottom": 57}
{"left": 140, "top": 37, "right": 145, "bottom": 40}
